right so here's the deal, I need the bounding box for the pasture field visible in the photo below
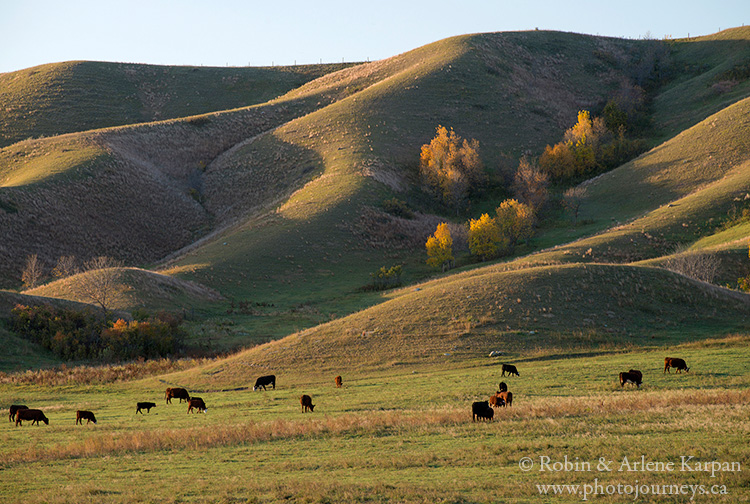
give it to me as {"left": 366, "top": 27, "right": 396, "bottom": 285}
{"left": 1, "top": 336, "right": 748, "bottom": 503}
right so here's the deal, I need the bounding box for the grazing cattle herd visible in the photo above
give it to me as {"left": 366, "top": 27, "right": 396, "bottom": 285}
{"left": 7, "top": 358, "right": 691, "bottom": 427}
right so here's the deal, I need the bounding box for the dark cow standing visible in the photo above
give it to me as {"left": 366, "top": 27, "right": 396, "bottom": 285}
{"left": 254, "top": 375, "right": 276, "bottom": 391}
{"left": 620, "top": 371, "right": 643, "bottom": 388}
{"left": 335, "top": 375, "right": 343, "bottom": 388}
{"left": 472, "top": 401, "right": 494, "bottom": 421}
{"left": 9, "top": 405, "right": 28, "bottom": 422}
{"left": 664, "top": 357, "right": 689, "bottom": 374}
{"left": 497, "top": 382, "right": 508, "bottom": 393}
{"left": 15, "top": 409, "right": 49, "bottom": 426}
{"left": 187, "top": 397, "right": 207, "bottom": 414}
{"left": 136, "top": 402, "right": 157, "bottom": 414}
{"left": 619, "top": 371, "right": 642, "bottom": 388}
{"left": 300, "top": 394, "right": 315, "bottom": 412}
{"left": 501, "top": 364, "right": 520, "bottom": 377}
{"left": 165, "top": 387, "right": 190, "bottom": 404}
{"left": 76, "top": 410, "right": 97, "bottom": 424}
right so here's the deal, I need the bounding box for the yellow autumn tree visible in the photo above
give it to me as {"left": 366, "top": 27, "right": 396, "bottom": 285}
{"left": 468, "top": 213, "right": 504, "bottom": 261}
{"left": 420, "top": 125, "right": 485, "bottom": 213}
{"left": 425, "top": 222, "right": 454, "bottom": 271}
{"left": 496, "top": 199, "right": 535, "bottom": 246}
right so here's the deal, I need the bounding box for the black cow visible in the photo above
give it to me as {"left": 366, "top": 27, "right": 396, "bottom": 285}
{"left": 136, "top": 402, "right": 157, "bottom": 414}
{"left": 9, "top": 405, "right": 28, "bottom": 422}
{"left": 15, "top": 409, "right": 49, "bottom": 426}
{"left": 187, "top": 397, "right": 207, "bottom": 414}
{"left": 300, "top": 394, "right": 315, "bottom": 412}
{"left": 619, "top": 371, "right": 642, "bottom": 388}
{"left": 254, "top": 375, "right": 276, "bottom": 391}
{"left": 501, "top": 364, "right": 519, "bottom": 377}
{"left": 472, "top": 401, "right": 494, "bottom": 421}
{"left": 664, "top": 357, "right": 689, "bottom": 374}
{"left": 497, "top": 382, "right": 508, "bottom": 393}
{"left": 76, "top": 410, "right": 97, "bottom": 424}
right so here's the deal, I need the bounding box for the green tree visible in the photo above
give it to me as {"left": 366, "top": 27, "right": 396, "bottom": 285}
{"left": 425, "top": 222, "right": 454, "bottom": 271}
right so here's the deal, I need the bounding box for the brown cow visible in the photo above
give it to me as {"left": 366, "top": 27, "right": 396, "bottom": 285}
{"left": 76, "top": 410, "right": 97, "bottom": 424}
{"left": 619, "top": 371, "right": 642, "bottom": 388}
{"left": 187, "top": 397, "right": 207, "bottom": 414}
{"left": 664, "top": 357, "right": 689, "bottom": 374}
{"left": 165, "top": 387, "right": 190, "bottom": 404}
{"left": 488, "top": 394, "right": 506, "bottom": 408}
{"left": 496, "top": 390, "right": 513, "bottom": 407}
{"left": 334, "top": 375, "right": 342, "bottom": 388}
{"left": 15, "top": 409, "right": 49, "bottom": 426}
{"left": 300, "top": 394, "right": 315, "bottom": 412}
{"left": 472, "top": 401, "right": 494, "bottom": 421}
{"left": 9, "top": 405, "right": 28, "bottom": 422}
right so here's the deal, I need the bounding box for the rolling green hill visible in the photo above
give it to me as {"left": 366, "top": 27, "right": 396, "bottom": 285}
{"left": 0, "top": 60, "right": 353, "bottom": 148}
{"left": 2, "top": 28, "right": 750, "bottom": 363}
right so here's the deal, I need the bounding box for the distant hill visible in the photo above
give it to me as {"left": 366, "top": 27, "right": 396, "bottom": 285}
{"left": 0, "top": 60, "right": 354, "bottom": 148}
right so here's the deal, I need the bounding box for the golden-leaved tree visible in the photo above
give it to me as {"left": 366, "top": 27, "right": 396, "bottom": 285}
{"left": 425, "top": 222, "right": 454, "bottom": 271}
{"left": 496, "top": 199, "right": 534, "bottom": 246}
{"left": 420, "top": 125, "right": 485, "bottom": 213}
{"left": 468, "top": 213, "right": 504, "bottom": 261}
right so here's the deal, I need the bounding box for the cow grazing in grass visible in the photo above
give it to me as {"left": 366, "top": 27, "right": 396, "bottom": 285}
{"left": 300, "top": 395, "right": 315, "bottom": 413}
{"left": 619, "top": 371, "right": 642, "bottom": 388}
{"left": 187, "top": 397, "right": 207, "bottom": 414}
{"left": 254, "top": 375, "right": 276, "bottom": 391}
{"left": 15, "top": 409, "right": 48, "bottom": 426}
{"left": 9, "top": 405, "right": 28, "bottom": 422}
{"left": 335, "top": 375, "right": 342, "bottom": 388}
{"left": 136, "top": 402, "right": 156, "bottom": 414}
{"left": 165, "top": 387, "right": 190, "bottom": 404}
{"left": 488, "top": 394, "right": 505, "bottom": 408}
{"left": 664, "top": 357, "right": 689, "bottom": 374}
{"left": 496, "top": 390, "right": 513, "bottom": 407}
{"left": 497, "top": 382, "right": 508, "bottom": 393}
{"left": 76, "top": 410, "right": 97, "bottom": 424}
{"left": 501, "top": 364, "right": 519, "bottom": 377}
{"left": 472, "top": 401, "right": 494, "bottom": 422}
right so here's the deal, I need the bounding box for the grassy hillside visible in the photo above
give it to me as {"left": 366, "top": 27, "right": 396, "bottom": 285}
{"left": 25, "top": 267, "right": 223, "bottom": 312}
{"left": 2, "top": 28, "right": 750, "bottom": 353}
{"left": 0, "top": 60, "right": 353, "bottom": 148}
{"left": 190, "top": 263, "right": 750, "bottom": 378}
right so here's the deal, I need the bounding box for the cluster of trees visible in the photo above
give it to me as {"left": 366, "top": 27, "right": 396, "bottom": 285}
{"left": 366, "top": 265, "right": 403, "bottom": 291}
{"left": 419, "top": 125, "right": 486, "bottom": 213}
{"left": 10, "top": 304, "right": 185, "bottom": 361}
{"left": 538, "top": 110, "right": 646, "bottom": 181}
{"left": 426, "top": 197, "right": 536, "bottom": 267}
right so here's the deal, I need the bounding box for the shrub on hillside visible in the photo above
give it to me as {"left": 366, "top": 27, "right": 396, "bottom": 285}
{"left": 365, "top": 265, "right": 403, "bottom": 291}
{"left": 10, "top": 304, "right": 185, "bottom": 361}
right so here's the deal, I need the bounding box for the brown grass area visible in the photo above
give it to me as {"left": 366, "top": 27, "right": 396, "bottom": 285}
{"left": 0, "top": 357, "right": 214, "bottom": 386}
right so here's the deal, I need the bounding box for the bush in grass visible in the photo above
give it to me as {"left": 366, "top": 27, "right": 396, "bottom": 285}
{"left": 367, "top": 265, "right": 403, "bottom": 291}
{"left": 10, "top": 304, "right": 185, "bottom": 361}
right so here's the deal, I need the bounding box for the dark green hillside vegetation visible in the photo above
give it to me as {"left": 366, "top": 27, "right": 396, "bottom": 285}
{"left": 0, "top": 61, "right": 352, "bottom": 148}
